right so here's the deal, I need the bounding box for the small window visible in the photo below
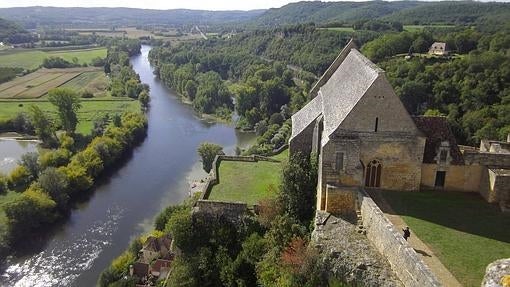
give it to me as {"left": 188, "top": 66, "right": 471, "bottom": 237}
{"left": 439, "top": 150, "right": 448, "bottom": 162}
{"left": 335, "top": 152, "right": 344, "bottom": 171}
{"left": 375, "top": 117, "right": 379, "bottom": 132}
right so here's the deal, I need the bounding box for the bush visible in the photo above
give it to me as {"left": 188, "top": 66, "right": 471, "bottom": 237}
{"left": 0, "top": 174, "right": 8, "bottom": 194}
{"left": 8, "top": 165, "right": 31, "bottom": 191}
{"left": 80, "top": 90, "right": 94, "bottom": 98}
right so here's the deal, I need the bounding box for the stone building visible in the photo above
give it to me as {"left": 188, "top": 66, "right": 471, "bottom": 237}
{"left": 290, "top": 39, "right": 510, "bottom": 212}
{"left": 428, "top": 42, "right": 448, "bottom": 56}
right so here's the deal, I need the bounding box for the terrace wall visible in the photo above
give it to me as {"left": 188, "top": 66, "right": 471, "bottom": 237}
{"left": 358, "top": 189, "right": 441, "bottom": 287}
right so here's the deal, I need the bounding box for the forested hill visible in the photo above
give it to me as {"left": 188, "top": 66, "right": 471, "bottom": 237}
{"left": 0, "top": 7, "right": 265, "bottom": 28}
{"left": 0, "top": 17, "right": 32, "bottom": 43}
{"left": 250, "top": 1, "right": 510, "bottom": 26}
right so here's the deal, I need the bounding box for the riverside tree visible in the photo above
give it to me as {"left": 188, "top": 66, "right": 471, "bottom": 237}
{"left": 28, "top": 105, "right": 56, "bottom": 147}
{"left": 48, "top": 88, "right": 82, "bottom": 134}
{"left": 197, "top": 142, "right": 224, "bottom": 173}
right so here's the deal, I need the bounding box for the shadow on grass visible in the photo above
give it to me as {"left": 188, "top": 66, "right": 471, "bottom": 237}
{"left": 370, "top": 189, "right": 510, "bottom": 244}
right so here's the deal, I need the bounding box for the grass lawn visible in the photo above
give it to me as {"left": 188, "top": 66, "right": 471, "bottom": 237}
{"left": 381, "top": 190, "right": 510, "bottom": 287}
{"left": 0, "top": 47, "right": 107, "bottom": 70}
{"left": 208, "top": 149, "right": 288, "bottom": 205}
{"left": 0, "top": 98, "right": 140, "bottom": 135}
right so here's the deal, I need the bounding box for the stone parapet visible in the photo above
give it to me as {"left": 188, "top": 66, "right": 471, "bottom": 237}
{"left": 359, "top": 190, "right": 442, "bottom": 287}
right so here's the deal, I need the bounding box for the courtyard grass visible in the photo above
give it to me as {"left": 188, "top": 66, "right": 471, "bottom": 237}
{"left": 381, "top": 190, "right": 510, "bottom": 287}
{"left": 208, "top": 149, "right": 288, "bottom": 205}
{"left": 0, "top": 47, "right": 107, "bottom": 70}
{"left": 0, "top": 98, "right": 140, "bottom": 135}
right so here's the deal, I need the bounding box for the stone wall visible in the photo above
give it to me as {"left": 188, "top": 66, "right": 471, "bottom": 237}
{"left": 421, "top": 164, "right": 483, "bottom": 192}
{"left": 463, "top": 151, "right": 510, "bottom": 168}
{"left": 359, "top": 190, "right": 441, "bottom": 287}
{"left": 319, "top": 132, "right": 424, "bottom": 194}
{"left": 193, "top": 200, "right": 247, "bottom": 222}
{"left": 324, "top": 185, "right": 357, "bottom": 217}
{"left": 480, "top": 168, "right": 510, "bottom": 205}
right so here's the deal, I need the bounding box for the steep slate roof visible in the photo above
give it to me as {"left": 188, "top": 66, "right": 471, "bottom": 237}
{"left": 413, "top": 116, "right": 464, "bottom": 165}
{"left": 309, "top": 38, "right": 358, "bottom": 98}
{"left": 290, "top": 92, "right": 322, "bottom": 141}
{"left": 320, "top": 49, "right": 382, "bottom": 139}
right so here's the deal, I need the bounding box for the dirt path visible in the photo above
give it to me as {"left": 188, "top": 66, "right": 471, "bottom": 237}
{"left": 367, "top": 190, "right": 463, "bottom": 287}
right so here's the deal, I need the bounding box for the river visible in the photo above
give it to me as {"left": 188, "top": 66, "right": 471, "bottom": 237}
{"left": 0, "top": 45, "right": 255, "bottom": 286}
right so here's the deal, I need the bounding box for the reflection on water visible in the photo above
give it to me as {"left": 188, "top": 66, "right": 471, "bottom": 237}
{"left": 0, "top": 139, "right": 39, "bottom": 174}
{"left": 1, "top": 206, "right": 124, "bottom": 287}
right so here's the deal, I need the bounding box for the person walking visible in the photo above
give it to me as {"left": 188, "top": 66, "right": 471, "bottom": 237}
{"left": 403, "top": 226, "right": 411, "bottom": 241}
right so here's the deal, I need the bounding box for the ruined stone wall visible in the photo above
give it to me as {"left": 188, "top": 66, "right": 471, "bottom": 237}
{"left": 463, "top": 151, "right": 510, "bottom": 168}
{"left": 421, "top": 164, "right": 483, "bottom": 192}
{"left": 359, "top": 192, "right": 441, "bottom": 287}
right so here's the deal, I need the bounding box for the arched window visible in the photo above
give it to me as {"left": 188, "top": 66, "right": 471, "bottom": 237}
{"left": 365, "top": 160, "right": 382, "bottom": 188}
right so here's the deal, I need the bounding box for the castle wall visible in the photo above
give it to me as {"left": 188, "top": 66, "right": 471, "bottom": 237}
{"left": 359, "top": 191, "right": 441, "bottom": 287}
{"left": 480, "top": 169, "right": 510, "bottom": 204}
{"left": 421, "top": 164, "right": 483, "bottom": 192}
{"left": 463, "top": 151, "right": 510, "bottom": 168}
{"left": 319, "top": 132, "right": 424, "bottom": 193}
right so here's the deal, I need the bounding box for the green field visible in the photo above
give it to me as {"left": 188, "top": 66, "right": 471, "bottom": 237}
{"left": 319, "top": 27, "right": 355, "bottom": 32}
{"left": 0, "top": 47, "right": 107, "bottom": 70}
{"left": 0, "top": 98, "right": 140, "bottom": 135}
{"left": 381, "top": 190, "right": 510, "bottom": 287}
{"left": 208, "top": 149, "right": 288, "bottom": 205}
{"left": 403, "top": 25, "right": 456, "bottom": 32}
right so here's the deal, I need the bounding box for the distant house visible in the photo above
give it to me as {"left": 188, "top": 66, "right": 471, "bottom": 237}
{"left": 428, "top": 42, "right": 448, "bottom": 56}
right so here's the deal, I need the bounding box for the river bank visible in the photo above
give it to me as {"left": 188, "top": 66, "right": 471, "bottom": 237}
{"left": 0, "top": 45, "right": 255, "bottom": 287}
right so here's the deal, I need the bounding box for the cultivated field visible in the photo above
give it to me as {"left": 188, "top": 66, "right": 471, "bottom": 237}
{"left": 0, "top": 47, "right": 107, "bottom": 70}
{"left": 0, "top": 98, "right": 140, "bottom": 135}
{"left": 0, "top": 67, "right": 104, "bottom": 99}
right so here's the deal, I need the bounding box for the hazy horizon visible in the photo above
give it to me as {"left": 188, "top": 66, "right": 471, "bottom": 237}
{"left": 0, "top": 0, "right": 509, "bottom": 11}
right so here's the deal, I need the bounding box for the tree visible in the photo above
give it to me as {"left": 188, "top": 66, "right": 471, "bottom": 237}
{"left": 138, "top": 90, "right": 150, "bottom": 108}
{"left": 28, "top": 105, "right": 56, "bottom": 147}
{"left": 19, "top": 152, "right": 40, "bottom": 180}
{"left": 38, "top": 167, "right": 69, "bottom": 209}
{"left": 48, "top": 88, "right": 82, "bottom": 134}
{"left": 279, "top": 153, "right": 318, "bottom": 223}
{"left": 197, "top": 142, "right": 224, "bottom": 173}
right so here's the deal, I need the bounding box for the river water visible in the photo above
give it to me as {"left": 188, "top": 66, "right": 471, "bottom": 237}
{"left": 0, "top": 45, "right": 254, "bottom": 286}
{"left": 0, "top": 138, "right": 38, "bottom": 174}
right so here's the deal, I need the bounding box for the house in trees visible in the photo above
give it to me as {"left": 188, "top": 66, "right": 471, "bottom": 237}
{"left": 428, "top": 42, "right": 448, "bottom": 56}
{"left": 289, "top": 39, "right": 510, "bottom": 212}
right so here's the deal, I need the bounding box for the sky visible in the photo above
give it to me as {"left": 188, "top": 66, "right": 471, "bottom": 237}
{"left": 0, "top": 0, "right": 321, "bottom": 11}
